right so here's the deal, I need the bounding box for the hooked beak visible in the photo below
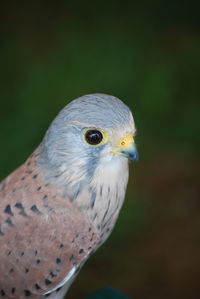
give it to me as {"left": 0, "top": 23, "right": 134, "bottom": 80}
{"left": 112, "top": 133, "right": 139, "bottom": 162}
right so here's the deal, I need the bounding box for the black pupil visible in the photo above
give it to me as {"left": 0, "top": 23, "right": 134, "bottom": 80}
{"left": 85, "top": 130, "right": 103, "bottom": 145}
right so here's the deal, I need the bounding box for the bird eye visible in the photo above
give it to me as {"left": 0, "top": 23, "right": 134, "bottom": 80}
{"left": 84, "top": 130, "right": 103, "bottom": 146}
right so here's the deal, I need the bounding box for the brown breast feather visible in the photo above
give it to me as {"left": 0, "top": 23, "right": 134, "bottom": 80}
{"left": 0, "top": 151, "right": 98, "bottom": 298}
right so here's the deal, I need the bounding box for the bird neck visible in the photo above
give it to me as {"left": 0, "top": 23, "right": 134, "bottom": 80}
{"left": 36, "top": 144, "right": 129, "bottom": 238}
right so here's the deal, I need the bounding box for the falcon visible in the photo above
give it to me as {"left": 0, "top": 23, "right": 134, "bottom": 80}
{"left": 0, "top": 94, "right": 138, "bottom": 299}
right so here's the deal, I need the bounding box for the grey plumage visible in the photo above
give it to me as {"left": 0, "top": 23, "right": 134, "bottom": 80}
{"left": 38, "top": 93, "right": 136, "bottom": 255}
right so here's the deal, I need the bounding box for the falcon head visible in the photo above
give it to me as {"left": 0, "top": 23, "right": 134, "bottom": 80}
{"left": 38, "top": 94, "right": 138, "bottom": 196}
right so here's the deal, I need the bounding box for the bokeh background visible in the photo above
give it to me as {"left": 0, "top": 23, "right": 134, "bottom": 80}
{"left": 0, "top": 1, "right": 199, "bottom": 298}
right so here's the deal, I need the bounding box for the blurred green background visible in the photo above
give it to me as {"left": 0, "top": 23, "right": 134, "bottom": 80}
{"left": 0, "top": 1, "right": 199, "bottom": 298}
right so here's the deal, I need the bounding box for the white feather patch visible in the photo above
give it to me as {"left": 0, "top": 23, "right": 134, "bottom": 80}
{"left": 43, "top": 266, "right": 76, "bottom": 295}
{"left": 43, "top": 252, "right": 90, "bottom": 296}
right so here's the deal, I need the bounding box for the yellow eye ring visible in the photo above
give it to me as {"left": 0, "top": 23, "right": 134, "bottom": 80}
{"left": 84, "top": 128, "right": 109, "bottom": 146}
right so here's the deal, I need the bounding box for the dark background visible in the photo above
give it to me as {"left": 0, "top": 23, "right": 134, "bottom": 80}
{"left": 0, "top": 1, "right": 199, "bottom": 298}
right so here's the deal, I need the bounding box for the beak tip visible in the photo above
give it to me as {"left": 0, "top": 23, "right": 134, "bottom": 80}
{"left": 121, "top": 147, "right": 139, "bottom": 162}
{"left": 132, "top": 153, "right": 139, "bottom": 162}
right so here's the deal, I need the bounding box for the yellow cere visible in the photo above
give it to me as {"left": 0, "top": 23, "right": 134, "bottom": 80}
{"left": 118, "top": 133, "right": 135, "bottom": 148}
